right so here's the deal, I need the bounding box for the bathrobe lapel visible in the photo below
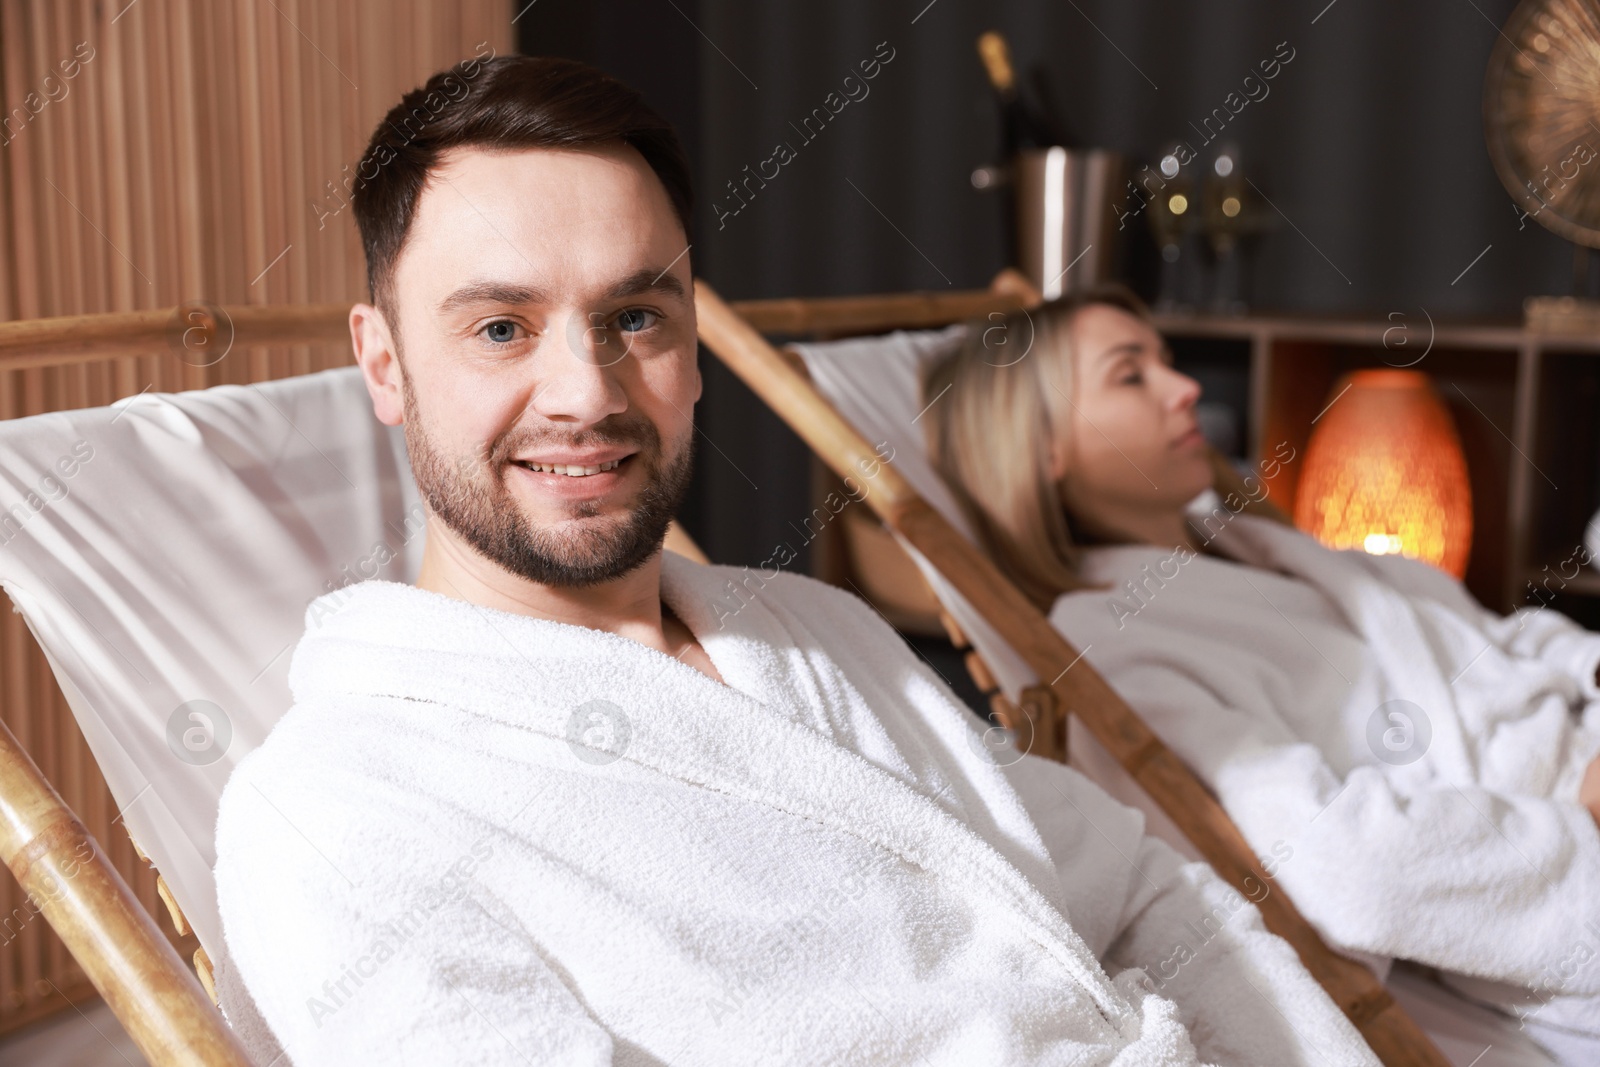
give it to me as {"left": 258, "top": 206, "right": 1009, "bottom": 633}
{"left": 290, "top": 567, "right": 1136, "bottom": 1030}
{"left": 1206, "top": 513, "right": 1477, "bottom": 778}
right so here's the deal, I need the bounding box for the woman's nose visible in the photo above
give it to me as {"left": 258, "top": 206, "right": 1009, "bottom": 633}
{"left": 1164, "top": 366, "right": 1202, "bottom": 410}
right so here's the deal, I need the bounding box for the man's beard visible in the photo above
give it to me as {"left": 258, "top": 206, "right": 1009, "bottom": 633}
{"left": 402, "top": 381, "right": 694, "bottom": 588}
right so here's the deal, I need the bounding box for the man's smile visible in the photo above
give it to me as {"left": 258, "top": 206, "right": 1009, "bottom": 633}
{"left": 509, "top": 452, "right": 637, "bottom": 499}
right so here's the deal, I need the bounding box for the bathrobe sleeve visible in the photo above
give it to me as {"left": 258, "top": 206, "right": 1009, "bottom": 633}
{"left": 214, "top": 743, "right": 617, "bottom": 1066}
{"left": 1108, "top": 663, "right": 1600, "bottom": 998}
{"left": 1481, "top": 601, "right": 1600, "bottom": 702}
{"left": 1363, "top": 550, "right": 1600, "bottom": 702}
{"left": 1002, "top": 754, "right": 1378, "bottom": 1066}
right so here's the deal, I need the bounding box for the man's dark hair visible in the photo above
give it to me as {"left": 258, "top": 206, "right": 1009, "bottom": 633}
{"left": 351, "top": 54, "right": 694, "bottom": 321}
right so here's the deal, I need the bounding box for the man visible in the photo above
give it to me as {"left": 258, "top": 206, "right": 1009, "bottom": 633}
{"left": 213, "top": 55, "right": 1376, "bottom": 1065}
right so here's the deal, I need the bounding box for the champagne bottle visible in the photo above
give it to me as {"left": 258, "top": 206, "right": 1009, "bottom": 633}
{"left": 976, "top": 31, "right": 1067, "bottom": 156}
{"left": 975, "top": 31, "right": 1070, "bottom": 275}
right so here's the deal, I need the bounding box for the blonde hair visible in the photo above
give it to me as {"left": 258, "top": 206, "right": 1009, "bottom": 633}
{"left": 923, "top": 284, "right": 1155, "bottom": 610}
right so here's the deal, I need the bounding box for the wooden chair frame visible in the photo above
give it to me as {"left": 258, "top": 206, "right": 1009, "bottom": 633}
{"left": 695, "top": 279, "right": 1451, "bottom": 1066}
{"left": 0, "top": 293, "right": 1444, "bottom": 1065}
{"left": 0, "top": 303, "right": 360, "bottom": 1065}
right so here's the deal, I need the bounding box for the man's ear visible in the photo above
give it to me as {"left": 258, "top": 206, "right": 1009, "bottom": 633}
{"left": 350, "top": 303, "right": 404, "bottom": 426}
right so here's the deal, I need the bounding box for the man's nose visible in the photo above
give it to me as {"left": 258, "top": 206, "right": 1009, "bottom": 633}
{"left": 528, "top": 311, "right": 630, "bottom": 426}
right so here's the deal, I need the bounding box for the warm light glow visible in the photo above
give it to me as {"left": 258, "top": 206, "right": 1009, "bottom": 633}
{"left": 1293, "top": 369, "right": 1473, "bottom": 578}
{"left": 1168, "top": 193, "right": 1189, "bottom": 215}
{"left": 1222, "top": 196, "right": 1241, "bottom": 217}
{"left": 1362, "top": 532, "right": 1404, "bottom": 555}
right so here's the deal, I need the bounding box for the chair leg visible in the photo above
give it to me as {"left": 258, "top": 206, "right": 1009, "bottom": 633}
{"left": 0, "top": 716, "right": 251, "bottom": 1066}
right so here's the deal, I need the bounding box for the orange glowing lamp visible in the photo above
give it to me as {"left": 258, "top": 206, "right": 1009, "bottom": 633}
{"left": 1293, "top": 369, "right": 1473, "bottom": 578}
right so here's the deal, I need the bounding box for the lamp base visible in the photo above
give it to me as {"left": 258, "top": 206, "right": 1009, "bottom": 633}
{"left": 1524, "top": 295, "right": 1600, "bottom": 335}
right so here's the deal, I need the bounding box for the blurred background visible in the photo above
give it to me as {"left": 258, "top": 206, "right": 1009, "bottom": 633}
{"left": 1, "top": 0, "right": 1595, "bottom": 1057}
{"left": 1, "top": 0, "right": 1573, "bottom": 577}
{"left": 509, "top": 0, "right": 1581, "bottom": 571}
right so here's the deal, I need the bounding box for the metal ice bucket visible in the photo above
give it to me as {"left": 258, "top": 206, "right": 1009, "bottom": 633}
{"left": 1014, "top": 147, "right": 1125, "bottom": 298}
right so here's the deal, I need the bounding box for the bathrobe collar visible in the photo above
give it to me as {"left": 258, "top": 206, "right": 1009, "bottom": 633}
{"left": 1198, "top": 511, "right": 1477, "bottom": 778}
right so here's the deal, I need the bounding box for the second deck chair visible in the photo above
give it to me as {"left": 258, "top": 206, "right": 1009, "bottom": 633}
{"left": 737, "top": 295, "right": 1573, "bottom": 1066}
{"left": 694, "top": 279, "right": 1470, "bottom": 1067}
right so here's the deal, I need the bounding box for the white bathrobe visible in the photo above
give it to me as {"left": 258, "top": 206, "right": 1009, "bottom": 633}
{"left": 213, "top": 552, "right": 1373, "bottom": 1066}
{"left": 1050, "top": 504, "right": 1600, "bottom": 1039}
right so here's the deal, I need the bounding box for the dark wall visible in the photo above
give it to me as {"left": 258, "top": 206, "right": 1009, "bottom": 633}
{"left": 521, "top": 0, "right": 1575, "bottom": 568}
{"left": 513, "top": 0, "right": 702, "bottom": 174}
{"left": 693, "top": 0, "right": 1572, "bottom": 309}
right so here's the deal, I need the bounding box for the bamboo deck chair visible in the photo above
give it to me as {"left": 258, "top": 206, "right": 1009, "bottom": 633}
{"left": 694, "top": 279, "right": 1454, "bottom": 1067}
{"left": 0, "top": 303, "right": 701, "bottom": 1066}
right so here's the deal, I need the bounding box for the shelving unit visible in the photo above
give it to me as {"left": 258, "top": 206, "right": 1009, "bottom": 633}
{"left": 1157, "top": 313, "right": 1600, "bottom": 619}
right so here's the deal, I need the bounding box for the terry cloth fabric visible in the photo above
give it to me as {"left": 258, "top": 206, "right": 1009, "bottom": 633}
{"left": 213, "top": 552, "right": 1376, "bottom": 1065}
{"left": 1049, "top": 505, "right": 1600, "bottom": 1039}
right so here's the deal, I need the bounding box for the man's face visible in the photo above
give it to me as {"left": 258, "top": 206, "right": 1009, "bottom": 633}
{"left": 377, "top": 142, "right": 698, "bottom": 587}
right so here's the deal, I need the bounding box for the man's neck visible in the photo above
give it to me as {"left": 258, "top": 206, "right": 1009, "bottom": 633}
{"left": 414, "top": 519, "right": 670, "bottom": 650}
{"left": 414, "top": 528, "right": 727, "bottom": 685}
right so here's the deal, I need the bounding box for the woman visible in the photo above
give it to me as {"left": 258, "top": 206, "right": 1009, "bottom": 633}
{"left": 923, "top": 285, "right": 1600, "bottom": 1052}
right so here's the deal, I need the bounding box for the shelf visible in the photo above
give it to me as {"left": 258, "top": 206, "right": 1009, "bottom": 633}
{"left": 1148, "top": 313, "right": 1600, "bottom": 616}
{"left": 1522, "top": 567, "right": 1600, "bottom": 599}
{"left": 1155, "top": 312, "right": 1600, "bottom": 355}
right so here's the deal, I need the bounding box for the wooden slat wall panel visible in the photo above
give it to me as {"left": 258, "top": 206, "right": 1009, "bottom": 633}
{"left": 0, "top": 0, "right": 513, "bottom": 1034}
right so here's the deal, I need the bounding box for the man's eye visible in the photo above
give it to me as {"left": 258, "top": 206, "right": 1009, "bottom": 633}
{"left": 613, "top": 308, "right": 658, "bottom": 333}
{"left": 1121, "top": 372, "right": 1144, "bottom": 385}
{"left": 481, "top": 320, "right": 521, "bottom": 344}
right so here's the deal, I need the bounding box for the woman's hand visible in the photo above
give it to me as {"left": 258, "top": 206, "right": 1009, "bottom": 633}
{"left": 1583, "top": 754, "right": 1600, "bottom": 831}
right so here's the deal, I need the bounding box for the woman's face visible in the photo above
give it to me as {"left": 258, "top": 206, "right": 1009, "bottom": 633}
{"left": 1051, "top": 304, "right": 1215, "bottom": 535}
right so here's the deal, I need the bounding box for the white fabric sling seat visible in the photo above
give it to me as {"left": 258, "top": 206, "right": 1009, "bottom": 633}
{"left": 0, "top": 363, "right": 425, "bottom": 1053}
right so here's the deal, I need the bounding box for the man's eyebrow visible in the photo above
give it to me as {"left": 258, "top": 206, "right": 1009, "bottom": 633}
{"left": 602, "top": 267, "right": 687, "bottom": 303}
{"left": 432, "top": 270, "right": 687, "bottom": 316}
{"left": 435, "top": 281, "right": 548, "bottom": 315}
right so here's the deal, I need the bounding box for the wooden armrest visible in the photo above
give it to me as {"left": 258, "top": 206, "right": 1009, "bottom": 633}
{"left": 778, "top": 345, "right": 809, "bottom": 380}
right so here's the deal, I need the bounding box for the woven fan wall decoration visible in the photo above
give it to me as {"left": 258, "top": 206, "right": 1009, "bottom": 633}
{"left": 1485, "top": 0, "right": 1600, "bottom": 247}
